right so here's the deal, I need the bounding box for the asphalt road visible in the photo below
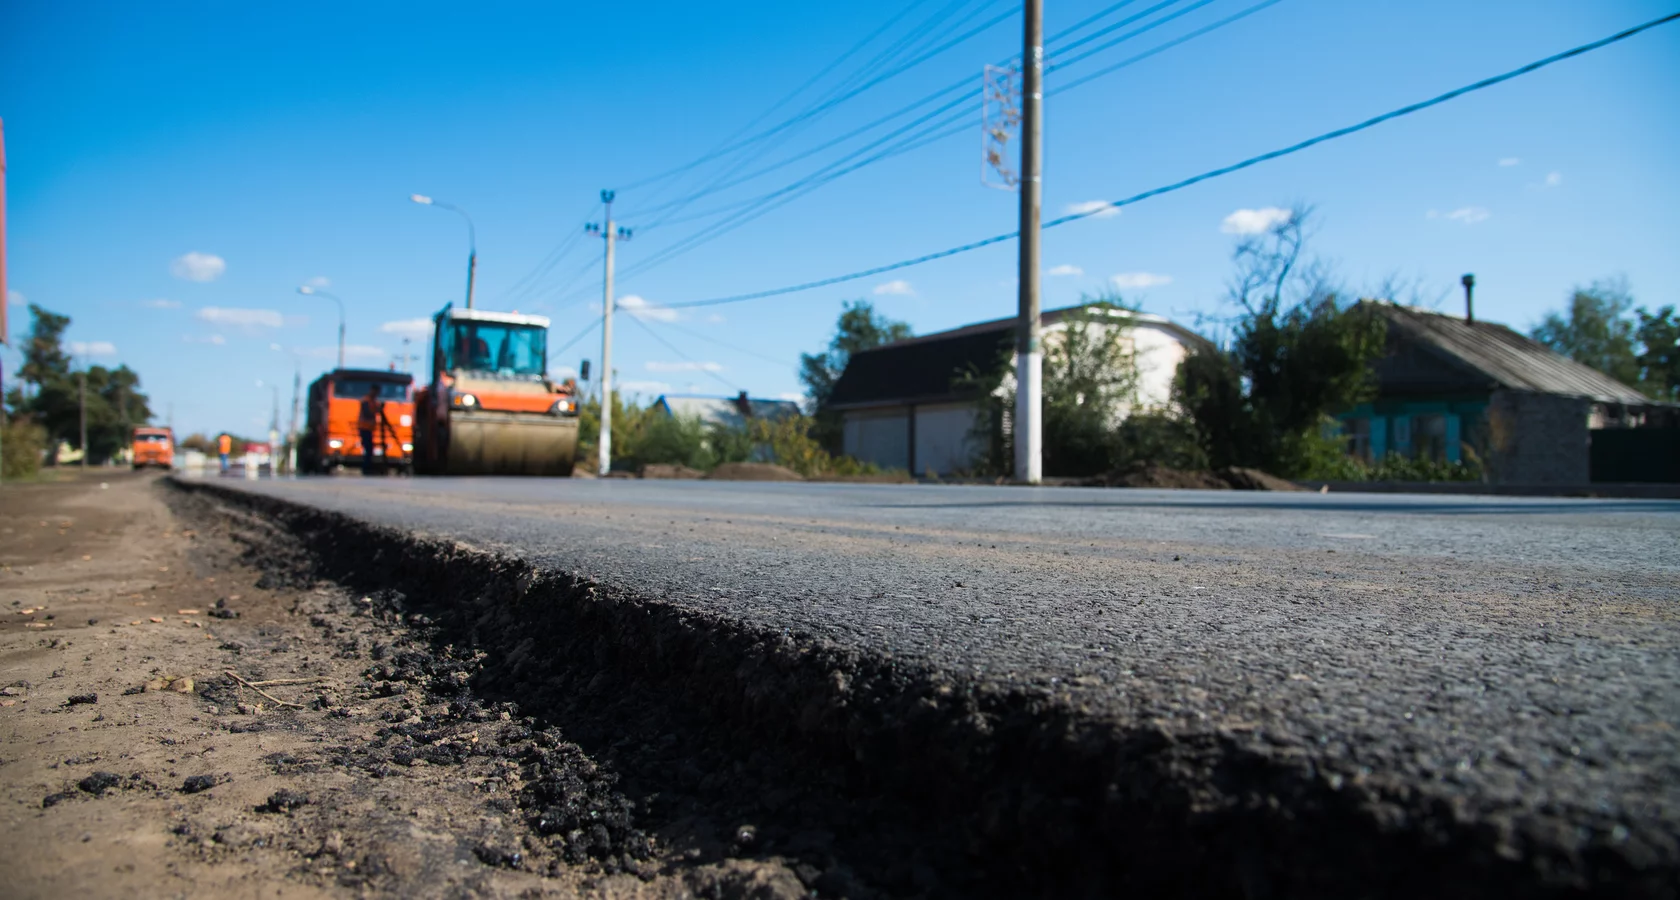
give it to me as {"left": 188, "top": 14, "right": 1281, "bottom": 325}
{"left": 209, "top": 475, "right": 1680, "bottom": 885}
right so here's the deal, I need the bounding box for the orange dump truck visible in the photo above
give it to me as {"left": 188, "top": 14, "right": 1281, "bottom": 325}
{"left": 130, "top": 426, "right": 175, "bottom": 469}
{"left": 298, "top": 368, "right": 415, "bottom": 474}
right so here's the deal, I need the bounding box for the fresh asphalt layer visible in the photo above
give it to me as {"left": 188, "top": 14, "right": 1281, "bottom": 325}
{"left": 207, "top": 475, "right": 1680, "bottom": 882}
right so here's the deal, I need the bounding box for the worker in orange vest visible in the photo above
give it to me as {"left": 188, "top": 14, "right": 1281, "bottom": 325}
{"left": 217, "top": 433, "right": 233, "bottom": 474}
{"left": 357, "top": 385, "right": 384, "bottom": 475}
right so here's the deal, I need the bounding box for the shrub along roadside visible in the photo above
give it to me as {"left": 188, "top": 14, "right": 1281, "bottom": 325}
{"left": 574, "top": 394, "right": 885, "bottom": 478}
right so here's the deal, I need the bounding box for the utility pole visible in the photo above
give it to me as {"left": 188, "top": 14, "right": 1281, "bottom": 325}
{"left": 288, "top": 362, "right": 301, "bottom": 474}
{"left": 78, "top": 368, "right": 87, "bottom": 470}
{"left": 1013, "top": 0, "right": 1044, "bottom": 484}
{"left": 587, "top": 191, "right": 632, "bottom": 476}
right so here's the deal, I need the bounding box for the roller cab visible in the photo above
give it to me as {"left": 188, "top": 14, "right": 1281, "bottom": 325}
{"left": 414, "top": 305, "right": 580, "bottom": 476}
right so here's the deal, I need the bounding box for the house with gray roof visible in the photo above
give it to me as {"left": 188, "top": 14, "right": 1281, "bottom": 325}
{"left": 1341, "top": 303, "right": 1673, "bottom": 484}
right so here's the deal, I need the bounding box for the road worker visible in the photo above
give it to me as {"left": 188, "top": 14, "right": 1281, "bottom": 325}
{"left": 357, "top": 385, "right": 384, "bottom": 475}
{"left": 217, "top": 433, "right": 232, "bottom": 474}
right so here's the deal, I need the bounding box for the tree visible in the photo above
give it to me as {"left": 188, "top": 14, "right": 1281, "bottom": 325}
{"left": 1635, "top": 306, "right": 1679, "bottom": 402}
{"left": 963, "top": 293, "right": 1147, "bottom": 478}
{"left": 10, "top": 304, "right": 154, "bottom": 464}
{"left": 1531, "top": 279, "right": 1641, "bottom": 387}
{"left": 1176, "top": 205, "right": 1387, "bottom": 476}
{"left": 800, "top": 300, "right": 911, "bottom": 449}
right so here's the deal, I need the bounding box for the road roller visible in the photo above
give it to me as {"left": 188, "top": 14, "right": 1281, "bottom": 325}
{"left": 413, "top": 304, "right": 581, "bottom": 476}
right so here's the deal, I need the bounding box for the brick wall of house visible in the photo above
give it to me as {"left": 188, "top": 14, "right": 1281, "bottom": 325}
{"left": 1485, "top": 390, "right": 1590, "bottom": 484}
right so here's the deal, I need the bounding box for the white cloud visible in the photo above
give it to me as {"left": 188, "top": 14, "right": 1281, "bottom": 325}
{"left": 142, "top": 298, "right": 181, "bottom": 309}
{"left": 616, "top": 380, "right": 670, "bottom": 395}
{"left": 170, "top": 251, "right": 227, "bottom": 282}
{"left": 182, "top": 334, "right": 227, "bottom": 345}
{"left": 776, "top": 392, "right": 805, "bottom": 403}
{"left": 1110, "top": 272, "right": 1173, "bottom": 289}
{"left": 1047, "top": 264, "right": 1083, "bottom": 277}
{"left": 1220, "top": 207, "right": 1292, "bottom": 235}
{"left": 6, "top": 289, "right": 23, "bottom": 307}
{"left": 380, "top": 318, "right": 434, "bottom": 340}
{"left": 1544, "top": 171, "right": 1562, "bottom": 187}
{"left": 705, "top": 313, "right": 726, "bottom": 324}
{"left": 1445, "top": 207, "right": 1490, "bottom": 224}
{"left": 196, "top": 307, "right": 285, "bottom": 329}
{"left": 617, "top": 294, "right": 679, "bottom": 322}
{"left": 1498, "top": 157, "right": 1522, "bottom": 167}
{"left": 306, "top": 276, "right": 331, "bottom": 288}
{"left": 1064, "top": 200, "right": 1119, "bottom": 219}
{"left": 872, "top": 280, "right": 914, "bottom": 296}
{"left": 68, "top": 341, "right": 118, "bottom": 357}
{"left": 646, "top": 360, "right": 723, "bottom": 373}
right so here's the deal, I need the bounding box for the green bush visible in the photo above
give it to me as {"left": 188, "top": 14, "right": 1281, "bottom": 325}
{"left": 1112, "top": 411, "right": 1207, "bottom": 472}
{"left": 2, "top": 415, "right": 48, "bottom": 480}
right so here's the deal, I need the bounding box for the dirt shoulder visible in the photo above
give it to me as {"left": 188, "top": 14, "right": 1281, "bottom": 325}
{"left": 0, "top": 475, "right": 809, "bottom": 900}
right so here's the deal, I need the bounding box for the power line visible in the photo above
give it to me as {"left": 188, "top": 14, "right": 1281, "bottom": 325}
{"left": 626, "top": 0, "right": 1190, "bottom": 225}
{"left": 628, "top": 2, "right": 1021, "bottom": 222}
{"left": 626, "top": 0, "right": 941, "bottom": 214}
{"left": 1045, "top": 0, "right": 1217, "bottom": 73}
{"left": 624, "top": 313, "right": 741, "bottom": 393}
{"left": 1048, "top": 0, "right": 1280, "bottom": 92}
{"left": 547, "top": 316, "right": 601, "bottom": 362}
{"left": 491, "top": 203, "right": 599, "bottom": 307}
{"left": 616, "top": 0, "right": 1267, "bottom": 282}
{"left": 618, "top": 0, "right": 1006, "bottom": 194}
{"left": 658, "top": 11, "right": 1680, "bottom": 309}
{"left": 639, "top": 317, "right": 796, "bottom": 367}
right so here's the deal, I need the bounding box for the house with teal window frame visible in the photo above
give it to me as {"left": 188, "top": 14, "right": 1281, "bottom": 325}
{"left": 1337, "top": 303, "right": 1660, "bottom": 484}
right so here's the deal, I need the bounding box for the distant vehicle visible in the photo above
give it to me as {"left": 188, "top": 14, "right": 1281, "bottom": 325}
{"left": 413, "top": 305, "right": 580, "bottom": 476}
{"left": 298, "top": 368, "right": 415, "bottom": 474}
{"left": 130, "top": 426, "right": 175, "bottom": 469}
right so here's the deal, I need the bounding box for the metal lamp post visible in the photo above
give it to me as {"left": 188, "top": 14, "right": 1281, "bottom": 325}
{"left": 296, "top": 286, "right": 346, "bottom": 369}
{"left": 410, "top": 194, "right": 477, "bottom": 309}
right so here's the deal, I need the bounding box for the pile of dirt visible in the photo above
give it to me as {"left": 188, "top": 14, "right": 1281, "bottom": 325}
{"left": 639, "top": 463, "right": 704, "bottom": 479}
{"left": 1218, "top": 466, "right": 1306, "bottom": 492}
{"left": 1086, "top": 462, "right": 1303, "bottom": 491}
{"left": 1091, "top": 463, "right": 1230, "bottom": 490}
{"left": 706, "top": 462, "right": 803, "bottom": 482}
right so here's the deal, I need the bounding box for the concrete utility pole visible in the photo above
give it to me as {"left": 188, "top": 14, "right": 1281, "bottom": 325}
{"left": 78, "top": 369, "right": 87, "bottom": 470}
{"left": 588, "top": 191, "right": 632, "bottom": 477}
{"left": 1013, "top": 0, "right": 1044, "bottom": 484}
{"left": 289, "top": 363, "right": 301, "bottom": 474}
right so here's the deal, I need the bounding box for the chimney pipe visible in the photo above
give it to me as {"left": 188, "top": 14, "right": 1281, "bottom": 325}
{"left": 1461, "top": 273, "right": 1475, "bottom": 324}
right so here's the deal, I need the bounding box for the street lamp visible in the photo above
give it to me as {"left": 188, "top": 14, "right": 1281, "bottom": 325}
{"left": 271, "top": 343, "right": 303, "bottom": 474}
{"left": 296, "top": 285, "right": 345, "bottom": 369}
{"left": 410, "top": 193, "right": 477, "bottom": 309}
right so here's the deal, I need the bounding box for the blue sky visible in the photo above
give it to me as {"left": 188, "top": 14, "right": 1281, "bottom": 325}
{"left": 3, "top": 0, "right": 1677, "bottom": 437}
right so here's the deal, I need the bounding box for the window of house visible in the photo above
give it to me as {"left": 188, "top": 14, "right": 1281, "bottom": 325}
{"left": 1343, "top": 417, "right": 1371, "bottom": 461}
{"left": 1412, "top": 414, "right": 1447, "bottom": 462}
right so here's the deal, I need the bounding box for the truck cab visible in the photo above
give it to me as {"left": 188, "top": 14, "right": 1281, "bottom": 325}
{"left": 130, "top": 426, "right": 175, "bottom": 469}
{"left": 298, "top": 368, "right": 415, "bottom": 474}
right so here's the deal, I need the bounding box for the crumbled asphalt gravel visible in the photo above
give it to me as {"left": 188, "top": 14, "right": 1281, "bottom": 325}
{"left": 177, "top": 476, "right": 1680, "bottom": 898}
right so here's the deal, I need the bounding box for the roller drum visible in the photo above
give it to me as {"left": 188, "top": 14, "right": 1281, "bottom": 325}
{"left": 442, "top": 410, "right": 578, "bottom": 476}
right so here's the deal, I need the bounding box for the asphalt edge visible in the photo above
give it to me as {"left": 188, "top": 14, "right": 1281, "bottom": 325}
{"left": 166, "top": 477, "right": 1670, "bottom": 899}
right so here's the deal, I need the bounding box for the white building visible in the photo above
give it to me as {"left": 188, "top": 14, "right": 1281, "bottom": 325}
{"left": 828, "top": 305, "right": 1211, "bottom": 476}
